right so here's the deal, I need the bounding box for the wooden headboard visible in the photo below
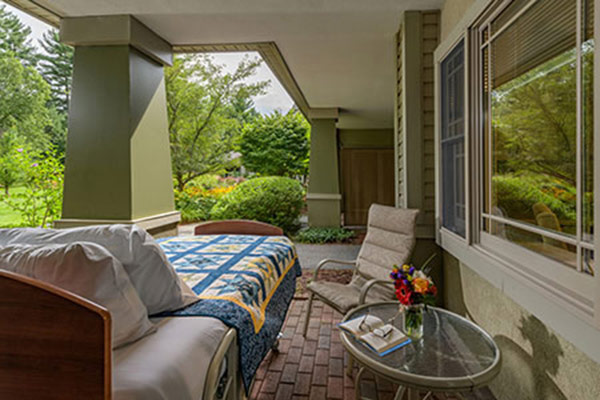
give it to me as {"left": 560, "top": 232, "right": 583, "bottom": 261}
{"left": 0, "top": 270, "right": 111, "bottom": 400}
{"left": 194, "top": 219, "right": 284, "bottom": 236}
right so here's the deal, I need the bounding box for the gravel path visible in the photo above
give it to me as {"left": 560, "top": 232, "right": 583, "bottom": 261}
{"left": 294, "top": 243, "right": 360, "bottom": 270}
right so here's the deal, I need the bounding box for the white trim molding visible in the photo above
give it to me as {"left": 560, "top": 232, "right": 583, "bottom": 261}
{"left": 54, "top": 211, "right": 181, "bottom": 232}
{"left": 61, "top": 15, "right": 173, "bottom": 66}
{"left": 308, "top": 108, "right": 339, "bottom": 121}
{"left": 306, "top": 193, "right": 342, "bottom": 201}
{"left": 441, "top": 229, "right": 600, "bottom": 365}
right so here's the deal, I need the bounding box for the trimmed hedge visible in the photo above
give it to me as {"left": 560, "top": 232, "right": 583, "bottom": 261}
{"left": 295, "top": 227, "right": 355, "bottom": 244}
{"left": 210, "top": 177, "right": 304, "bottom": 234}
{"left": 493, "top": 174, "right": 576, "bottom": 230}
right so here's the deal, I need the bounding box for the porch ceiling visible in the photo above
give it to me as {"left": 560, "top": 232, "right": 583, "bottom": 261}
{"left": 15, "top": 0, "right": 443, "bottom": 129}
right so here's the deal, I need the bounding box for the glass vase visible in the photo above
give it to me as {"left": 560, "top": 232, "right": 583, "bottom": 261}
{"left": 402, "top": 304, "right": 424, "bottom": 340}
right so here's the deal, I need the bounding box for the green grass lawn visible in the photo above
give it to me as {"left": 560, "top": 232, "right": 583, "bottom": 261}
{"left": 0, "top": 186, "right": 26, "bottom": 227}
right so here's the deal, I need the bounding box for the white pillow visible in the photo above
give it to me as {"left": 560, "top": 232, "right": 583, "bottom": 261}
{"left": 0, "top": 225, "right": 197, "bottom": 314}
{"left": 0, "top": 242, "right": 156, "bottom": 349}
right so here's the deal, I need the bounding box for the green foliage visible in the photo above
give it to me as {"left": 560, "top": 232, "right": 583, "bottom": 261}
{"left": 0, "top": 50, "right": 51, "bottom": 150}
{"left": 3, "top": 147, "right": 64, "bottom": 227}
{"left": 166, "top": 54, "right": 269, "bottom": 191}
{"left": 211, "top": 177, "right": 304, "bottom": 234}
{"left": 0, "top": 132, "right": 23, "bottom": 195}
{"left": 492, "top": 49, "right": 578, "bottom": 186}
{"left": 175, "top": 190, "right": 217, "bottom": 223}
{"left": 175, "top": 175, "right": 242, "bottom": 223}
{"left": 493, "top": 174, "right": 576, "bottom": 230}
{"left": 38, "top": 30, "right": 74, "bottom": 114}
{"left": 0, "top": 5, "right": 37, "bottom": 66}
{"left": 294, "top": 227, "right": 355, "bottom": 244}
{"left": 37, "top": 31, "right": 72, "bottom": 158}
{"left": 239, "top": 109, "right": 310, "bottom": 177}
{"left": 0, "top": 186, "right": 25, "bottom": 227}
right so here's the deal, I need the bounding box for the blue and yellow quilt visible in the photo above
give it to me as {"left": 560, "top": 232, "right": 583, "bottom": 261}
{"left": 157, "top": 234, "right": 301, "bottom": 392}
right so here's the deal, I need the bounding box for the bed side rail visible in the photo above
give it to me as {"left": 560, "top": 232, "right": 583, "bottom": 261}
{"left": 203, "top": 328, "right": 241, "bottom": 400}
{"left": 0, "top": 270, "right": 111, "bottom": 400}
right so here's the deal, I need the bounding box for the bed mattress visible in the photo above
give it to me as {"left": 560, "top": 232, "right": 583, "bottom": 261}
{"left": 113, "top": 316, "right": 227, "bottom": 400}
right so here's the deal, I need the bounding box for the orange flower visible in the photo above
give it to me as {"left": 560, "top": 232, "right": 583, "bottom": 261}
{"left": 413, "top": 278, "right": 430, "bottom": 294}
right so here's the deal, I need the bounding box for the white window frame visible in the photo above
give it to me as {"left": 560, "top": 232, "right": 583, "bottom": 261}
{"left": 434, "top": 0, "right": 600, "bottom": 364}
{"left": 438, "top": 38, "right": 469, "bottom": 239}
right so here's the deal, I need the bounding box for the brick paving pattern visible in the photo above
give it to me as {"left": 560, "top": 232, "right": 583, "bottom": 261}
{"left": 250, "top": 299, "right": 496, "bottom": 400}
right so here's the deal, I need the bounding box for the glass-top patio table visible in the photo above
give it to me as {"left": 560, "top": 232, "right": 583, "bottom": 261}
{"left": 340, "top": 302, "right": 501, "bottom": 400}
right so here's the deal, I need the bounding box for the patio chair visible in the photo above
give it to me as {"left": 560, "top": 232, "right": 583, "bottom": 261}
{"left": 303, "top": 204, "right": 419, "bottom": 337}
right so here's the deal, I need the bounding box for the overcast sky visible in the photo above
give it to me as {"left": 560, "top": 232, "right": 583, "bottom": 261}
{"left": 2, "top": 2, "right": 294, "bottom": 115}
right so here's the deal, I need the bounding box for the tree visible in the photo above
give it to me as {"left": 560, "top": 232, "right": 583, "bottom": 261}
{"left": 239, "top": 109, "right": 310, "bottom": 177}
{"left": 0, "top": 132, "right": 22, "bottom": 196}
{"left": 166, "top": 54, "right": 269, "bottom": 191}
{"left": 0, "top": 51, "right": 51, "bottom": 150}
{"left": 38, "top": 30, "right": 74, "bottom": 114}
{"left": 492, "top": 50, "right": 578, "bottom": 186}
{"left": 0, "top": 5, "right": 37, "bottom": 66}
{"left": 38, "top": 30, "right": 74, "bottom": 156}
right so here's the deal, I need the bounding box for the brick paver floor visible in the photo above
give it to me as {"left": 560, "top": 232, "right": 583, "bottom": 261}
{"left": 250, "top": 299, "right": 496, "bottom": 400}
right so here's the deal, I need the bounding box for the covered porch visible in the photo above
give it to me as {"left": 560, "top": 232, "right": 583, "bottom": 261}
{"left": 4, "top": 0, "right": 600, "bottom": 399}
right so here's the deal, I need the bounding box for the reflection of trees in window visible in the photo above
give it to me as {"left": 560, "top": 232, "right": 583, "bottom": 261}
{"left": 491, "top": 49, "right": 577, "bottom": 231}
{"left": 479, "top": 0, "right": 594, "bottom": 274}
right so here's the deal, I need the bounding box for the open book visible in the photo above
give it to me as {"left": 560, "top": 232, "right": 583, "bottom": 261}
{"left": 339, "top": 314, "right": 411, "bottom": 356}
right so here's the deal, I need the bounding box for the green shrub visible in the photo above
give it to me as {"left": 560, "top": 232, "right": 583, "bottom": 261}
{"left": 2, "top": 147, "right": 63, "bottom": 228}
{"left": 493, "top": 174, "right": 576, "bottom": 228}
{"left": 210, "top": 176, "right": 304, "bottom": 234}
{"left": 188, "top": 174, "right": 221, "bottom": 190}
{"left": 175, "top": 191, "right": 217, "bottom": 223}
{"left": 294, "top": 227, "right": 355, "bottom": 244}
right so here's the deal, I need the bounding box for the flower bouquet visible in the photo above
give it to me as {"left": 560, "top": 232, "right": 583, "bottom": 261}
{"left": 390, "top": 254, "right": 437, "bottom": 340}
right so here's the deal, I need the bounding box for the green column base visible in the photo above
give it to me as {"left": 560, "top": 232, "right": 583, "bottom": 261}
{"left": 307, "top": 194, "right": 341, "bottom": 227}
{"left": 54, "top": 211, "right": 181, "bottom": 238}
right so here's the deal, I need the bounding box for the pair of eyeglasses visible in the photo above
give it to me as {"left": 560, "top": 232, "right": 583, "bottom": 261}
{"left": 373, "top": 325, "right": 393, "bottom": 338}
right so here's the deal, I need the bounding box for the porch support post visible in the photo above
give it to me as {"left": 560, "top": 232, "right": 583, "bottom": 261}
{"left": 307, "top": 109, "right": 341, "bottom": 227}
{"left": 55, "top": 16, "right": 179, "bottom": 236}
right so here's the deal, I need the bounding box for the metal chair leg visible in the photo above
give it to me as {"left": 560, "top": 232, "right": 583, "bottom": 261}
{"left": 346, "top": 354, "right": 354, "bottom": 376}
{"left": 355, "top": 366, "right": 366, "bottom": 400}
{"left": 393, "top": 386, "right": 406, "bottom": 400}
{"left": 302, "top": 293, "right": 314, "bottom": 337}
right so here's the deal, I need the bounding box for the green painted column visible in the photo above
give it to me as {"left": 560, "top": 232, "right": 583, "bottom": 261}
{"left": 55, "top": 16, "right": 179, "bottom": 235}
{"left": 307, "top": 114, "right": 341, "bottom": 227}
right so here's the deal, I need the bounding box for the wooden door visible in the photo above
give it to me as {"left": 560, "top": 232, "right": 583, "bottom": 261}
{"left": 341, "top": 148, "right": 395, "bottom": 226}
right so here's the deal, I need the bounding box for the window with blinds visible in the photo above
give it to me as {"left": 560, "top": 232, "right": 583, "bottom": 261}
{"left": 479, "top": 0, "right": 595, "bottom": 274}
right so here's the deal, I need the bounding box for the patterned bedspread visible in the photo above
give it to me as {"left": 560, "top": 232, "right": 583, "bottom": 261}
{"left": 157, "top": 234, "right": 301, "bottom": 393}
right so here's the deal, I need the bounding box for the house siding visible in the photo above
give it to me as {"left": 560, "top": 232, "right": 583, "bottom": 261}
{"left": 421, "top": 11, "right": 439, "bottom": 235}
{"left": 395, "top": 11, "right": 440, "bottom": 237}
{"left": 445, "top": 253, "right": 600, "bottom": 400}
{"left": 439, "top": 1, "right": 600, "bottom": 399}
{"left": 396, "top": 28, "right": 405, "bottom": 207}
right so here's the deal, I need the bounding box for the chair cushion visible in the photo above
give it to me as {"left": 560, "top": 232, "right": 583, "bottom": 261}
{"left": 307, "top": 277, "right": 392, "bottom": 314}
{"left": 356, "top": 204, "right": 418, "bottom": 281}
{"left": 0, "top": 225, "right": 197, "bottom": 315}
{"left": 0, "top": 242, "right": 156, "bottom": 349}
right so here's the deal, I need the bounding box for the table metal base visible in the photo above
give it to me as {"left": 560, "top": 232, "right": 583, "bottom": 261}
{"left": 354, "top": 366, "right": 468, "bottom": 400}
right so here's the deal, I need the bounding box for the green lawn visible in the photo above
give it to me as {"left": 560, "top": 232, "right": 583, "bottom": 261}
{"left": 0, "top": 186, "right": 26, "bottom": 227}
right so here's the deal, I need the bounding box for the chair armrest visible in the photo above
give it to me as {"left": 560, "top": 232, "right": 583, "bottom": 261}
{"left": 310, "top": 259, "right": 357, "bottom": 283}
{"left": 359, "top": 279, "right": 395, "bottom": 305}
